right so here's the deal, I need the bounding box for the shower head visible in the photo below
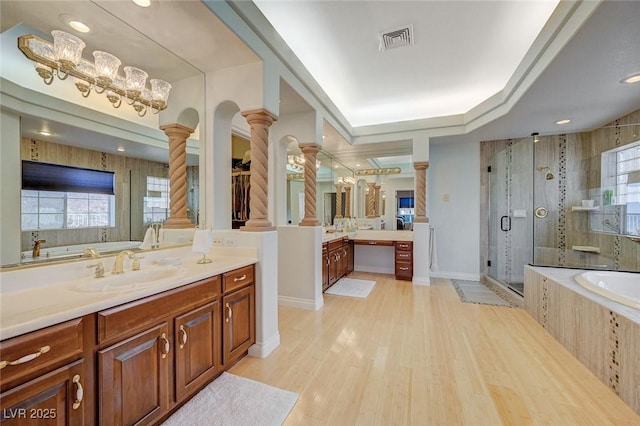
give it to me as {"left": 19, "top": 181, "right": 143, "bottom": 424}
{"left": 537, "top": 166, "right": 554, "bottom": 180}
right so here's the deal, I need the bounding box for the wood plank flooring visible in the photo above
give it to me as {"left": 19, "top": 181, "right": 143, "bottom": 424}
{"left": 230, "top": 272, "right": 640, "bottom": 425}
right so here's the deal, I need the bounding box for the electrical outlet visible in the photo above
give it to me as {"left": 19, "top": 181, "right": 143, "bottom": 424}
{"left": 224, "top": 238, "right": 238, "bottom": 247}
{"left": 212, "top": 237, "right": 225, "bottom": 247}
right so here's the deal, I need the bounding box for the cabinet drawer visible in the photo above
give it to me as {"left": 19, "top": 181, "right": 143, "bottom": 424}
{"left": 395, "top": 261, "right": 413, "bottom": 280}
{"left": 0, "top": 318, "right": 84, "bottom": 392}
{"left": 328, "top": 239, "right": 344, "bottom": 252}
{"left": 354, "top": 240, "right": 394, "bottom": 247}
{"left": 223, "top": 265, "right": 254, "bottom": 294}
{"left": 97, "top": 276, "right": 221, "bottom": 346}
{"left": 396, "top": 251, "right": 412, "bottom": 261}
{"left": 396, "top": 241, "right": 413, "bottom": 251}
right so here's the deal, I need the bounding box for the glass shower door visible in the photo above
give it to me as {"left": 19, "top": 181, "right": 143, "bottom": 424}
{"left": 488, "top": 139, "right": 534, "bottom": 295}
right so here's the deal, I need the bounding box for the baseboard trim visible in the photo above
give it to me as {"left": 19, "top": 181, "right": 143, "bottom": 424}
{"left": 278, "top": 295, "right": 323, "bottom": 311}
{"left": 412, "top": 276, "right": 431, "bottom": 286}
{"left": 248, "top": 332, "right": 280, "bottom": 358}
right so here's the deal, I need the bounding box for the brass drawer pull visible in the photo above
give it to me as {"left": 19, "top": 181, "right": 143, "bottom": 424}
{"left": 160, "top": 333, "right": 170, "bottom": 358}
{"left": 369, "top": 241, "right": 377, "bottom": 245}
{"left": 0, "top": 345, "right": 51, "bottom": 369}
{"left": 72, "top": 374, "right": 84, "bottom": 409}
{"left": 226, "top": 303, "right": 233, "bottom": 323}
{"left": 179, "top": 325, "right": 188, "bottom": 349}
{"left": 399, "top": 267, "right": 409, "bottom": 271}
{"left": 233, "top": 274, "right": 247, "bottom": 282}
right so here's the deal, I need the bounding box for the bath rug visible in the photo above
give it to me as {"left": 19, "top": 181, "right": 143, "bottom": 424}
{"left": 161, "top": 372, "right": 298, "bottom": 426}
{"left": 451, "top": 279, "right": 516, "bottom": 307}
{"left": 325, "top": 277, "right": 376, "bottom": 298}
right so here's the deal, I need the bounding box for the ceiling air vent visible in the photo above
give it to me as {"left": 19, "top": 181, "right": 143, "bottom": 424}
{"left": 378, "top": 25, "right": 414, "bottom": 51}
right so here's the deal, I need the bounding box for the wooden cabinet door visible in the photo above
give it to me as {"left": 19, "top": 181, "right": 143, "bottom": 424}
{"left": 328, "top": 249, "right": 338, "bottom": 285}
{"left": 322, "top": 251, "right": 330, "bottom": 291}
{"left": 174, "top": 301, "right": 221, "bottom": 402}
{"left": 98, "top": 323, "right": 170, "bottom": 426}
{"left": 223, "top": 286, "right": 255, "bottom": 366}
{"left": 346, "top": 241, "right": 354, "bottom": 274}
{"left": 0, "top": 360, "right": 85, "bottom": 426}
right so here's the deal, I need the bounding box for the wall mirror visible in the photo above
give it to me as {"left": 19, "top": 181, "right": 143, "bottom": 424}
{"left": 1, "top": 3, "right": 204, "bottom": 267}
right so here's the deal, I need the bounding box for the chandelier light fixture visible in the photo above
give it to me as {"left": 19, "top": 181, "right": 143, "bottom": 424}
{"left": 18, "top": 31, "right": 171, "bottom": 117}
{"left": 287, "top": 154, "right": 321, "bottom": 173}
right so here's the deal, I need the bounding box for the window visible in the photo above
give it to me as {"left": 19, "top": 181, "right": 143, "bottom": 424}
{"left": 600, "top": 140, "right": 640, "bottom": 236}
{"left": 21, "top": 190, "right": 115, "bottom": 230}
{"left": 144, "top": 176, "right": 170, "bottom": 224}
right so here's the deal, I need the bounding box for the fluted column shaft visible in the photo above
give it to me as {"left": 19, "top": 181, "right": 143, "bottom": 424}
{"left": 160, "top": 123, "right": 195, "bottom": 229}
{"left": 242, "top": 109, "right": 277, "bottom": 232}
{"left": 335, "top": 183, "right": 344, "bottom": 219}
{"left": 414, "top": 161, "right": 429, "bottom": 223}
{"left": 299, "top": 143, "right": 321, "bottom": 226}
{"left": 344, "top": 186, "right": 352, "bottom": 218}
{"left": 366, "top": 182, "right": 376, "bottom": 218}
{"left": 374, "top": 184, "right": 381, "bottom": 217}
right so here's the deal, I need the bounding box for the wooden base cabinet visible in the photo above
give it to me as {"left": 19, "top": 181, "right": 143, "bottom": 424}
{"left": 1, "top": 264, "right": 255, "bottom": 426}
{"left": 222, "top": 266, "right": 256, "bottom": 367}
{"left": 98, "top": 323, "right": 170, "bottom": 426}
{"left": 395, "top": 241, "right": 413, "bottom": 281}
{"left": 174, "top": 301, "right": 222, "bottom": 402}
{"left": 0, "top": 360, "right": 86, "bottom": 426}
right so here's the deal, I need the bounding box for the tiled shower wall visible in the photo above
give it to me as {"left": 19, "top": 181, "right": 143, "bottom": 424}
{"left": 481, "top": 108, "right": 640, "bottom": 276}
{"left": 19, "top": 138, "right": 199, "bottom": 252}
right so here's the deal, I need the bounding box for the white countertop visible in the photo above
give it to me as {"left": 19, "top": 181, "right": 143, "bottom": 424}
{"left": 528, "top": 266, "right": 640, "bottom": 324}
{"left": 0, "top": 246, "right": 257, "bottom": 340}
{"left": 321, "top": 230, "right": 413, "bottom": 243}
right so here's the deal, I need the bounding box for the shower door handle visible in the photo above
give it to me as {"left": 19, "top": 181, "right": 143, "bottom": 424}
{"left": 500, "top": 215, "right": 511, "bottom": 232}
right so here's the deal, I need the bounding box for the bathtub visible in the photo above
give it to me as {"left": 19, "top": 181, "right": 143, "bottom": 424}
{"left": 574, "top": 271, "right": 640, "bottom": 310}
{"left": 22, "top": 241, "right": 142, "bottom": 261}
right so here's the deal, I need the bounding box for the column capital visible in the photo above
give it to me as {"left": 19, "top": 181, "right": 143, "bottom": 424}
{"left": 414, "top": 161, "right": 429, "bottom": 170}
{"left": 299, "top": 143, "right": 321, "bottom": 154}
{"left": 241, "top": 108, "right": 278, "bottom": 125}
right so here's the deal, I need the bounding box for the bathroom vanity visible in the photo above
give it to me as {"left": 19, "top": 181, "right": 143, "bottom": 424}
{"left": 0, "top": 250, "right": 257, "bottom": 425}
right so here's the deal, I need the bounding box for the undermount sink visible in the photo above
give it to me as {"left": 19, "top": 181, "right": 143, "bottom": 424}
{"left": 69, "top": 266, "right": 185, "bottom": 293}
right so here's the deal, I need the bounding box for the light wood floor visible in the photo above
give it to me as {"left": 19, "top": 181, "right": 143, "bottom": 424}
{"left": 230, "top": 272, "right": 640, "bottom": 425}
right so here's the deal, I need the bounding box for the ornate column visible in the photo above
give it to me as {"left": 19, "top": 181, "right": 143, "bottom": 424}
{"left": 241, "top": 109, "right": 278, "bottom": 231}
{"left": 414, "top": 161, "right": 429, "bottom": 223}
{"left": 334, "top": 183, "right": 344, "bottom": 219}
{"left": 344, "top": 186, "right": 352, "bottom": 218}
{"left": 366, "top": 182, "right": 376, "bottom": 218}
{"left": 299, "top": 143, "right": 321, "bottom": 226}
{"left": 374, "top": 184, "right": 381, "bottom": 217}
{"left": 160, "top": 123, "right": 195, "bottom": 229}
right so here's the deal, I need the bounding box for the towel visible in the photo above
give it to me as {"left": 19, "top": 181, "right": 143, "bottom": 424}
{"left": 192, "top": 229, "right": 213, "bottom": 254}
{"left": 139, "top": 227, "right": 156, "bottom": 250}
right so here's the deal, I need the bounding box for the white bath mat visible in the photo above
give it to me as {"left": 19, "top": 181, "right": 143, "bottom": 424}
{"left": 161, "top": 372, "right": 298, "bottom": 426}
{"left": 325, "top": 277, "right": 376, "bottom": 298}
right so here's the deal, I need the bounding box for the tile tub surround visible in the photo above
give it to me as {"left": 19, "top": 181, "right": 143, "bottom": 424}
{"left": 524, "top": 266, "right": 639, "bottom": 414}
{"left": 0, "top": 245, "right": 257, "bottom": 340}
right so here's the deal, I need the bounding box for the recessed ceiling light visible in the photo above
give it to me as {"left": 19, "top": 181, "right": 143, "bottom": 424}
{"left": 37, "top": 130, "right": 52, "bottom": 136}
{"left": 117, "top": 146, "right": 126, "bottom": 152}
{"left": 555, "top": 119, "right": 571, "bottom": 125}
{"left": 132, "top": 0, "right": 151, "bottom": 7}
{"left": 334, "top": 165, "right": 339, "bottom": 169}
{"left": 355, "top": 163, "right": 360, "bottom": 167}
{"left": 69, "top": 20, "right": 90, "bottom": 33}
{"left": 621, "top": 73, "right": 640, "bottom": 84}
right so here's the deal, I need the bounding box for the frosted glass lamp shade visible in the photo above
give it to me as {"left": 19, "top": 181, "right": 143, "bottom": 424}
{"left": 93, "top": 51, "right": 121, "bottom": 85}
{"left": 51, "top": 30, "right": 85, "bottom": 69}
{"left": 123, "top": 66, "right": 148, "bottom": 95}
{"left": 150, "top": 79, "right": 171, "bottom": 106}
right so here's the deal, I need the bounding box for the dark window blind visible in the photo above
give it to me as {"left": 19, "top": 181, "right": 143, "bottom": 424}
{"left": 22, "top": 160, "right": 115, "bottom": 195}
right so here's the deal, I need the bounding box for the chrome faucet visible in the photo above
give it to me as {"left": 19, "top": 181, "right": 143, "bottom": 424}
{"left": 32, "top": 239, "right": 46, "bottom": 258}
{"left": 112, "top": 250, "right": 135, "bottom": 274}
{"left": 83, "top": 248, "right": 101, "bottom": 259}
